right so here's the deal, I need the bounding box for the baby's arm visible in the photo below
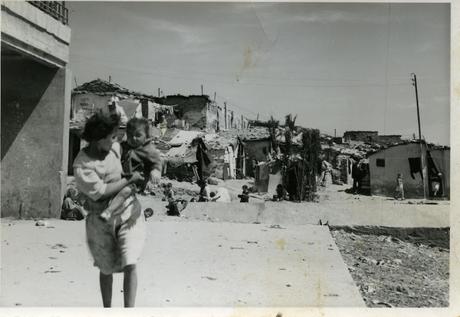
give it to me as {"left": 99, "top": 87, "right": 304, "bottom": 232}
{"left": 144, "top": 143, "right": 162, "bottom": 186}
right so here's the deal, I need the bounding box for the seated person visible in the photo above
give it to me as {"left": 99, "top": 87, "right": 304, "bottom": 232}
{"left": 61, "top": 188, "right": 87, "bottom": 220}
{"left": 238, "top": 185, "right": 250, "bottom": 203}
{"left": 273, "top": 184, "right": 287, "bottom": 201}
{"left": 198, "top": 179, "right": 212, "bottom": 202}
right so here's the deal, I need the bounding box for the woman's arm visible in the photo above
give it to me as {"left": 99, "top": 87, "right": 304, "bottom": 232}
{"left": 99, "top": 172, "right": 144, "bottom": 200}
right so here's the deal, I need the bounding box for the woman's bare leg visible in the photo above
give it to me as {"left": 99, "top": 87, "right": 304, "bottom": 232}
{"left": 99, "top": 272, "right": 113, "bottom": 307}
{"left": 123, "top": 264, "right": 137, "bottom": 307}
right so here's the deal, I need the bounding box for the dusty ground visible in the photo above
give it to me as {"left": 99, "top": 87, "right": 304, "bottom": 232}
{"left": 2, "top": 178, "right": 449, "bottom": 307}
{"left": 330, "top": 229, "right": 449, "bottom": 307}
{"left": 149, "top": 180, "right": 451, "bottom": 308}
{"left": 0, "top": 220, "right": 364, "bottom": 307}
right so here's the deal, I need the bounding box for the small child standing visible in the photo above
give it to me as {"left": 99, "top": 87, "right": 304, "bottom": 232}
{"left": 163, "top": 183, "right": 174, "bottom": 201}
{"left": 100, "top": 118, "right": 161, "bottom": 221}
{"left": 164, "top": 183, "right": 187, "bottom": 216}
{"left": 238, "top": 185, "right": 250, "bottom": 203}
{"left": 394, "top": 173, "right": 405, "bottom": 200}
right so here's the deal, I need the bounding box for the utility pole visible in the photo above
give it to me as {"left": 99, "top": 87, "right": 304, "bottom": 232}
{"left": 214, "top": 92, "right": 216, "bottom": 102}
{"left": 108, "top": 75, "right": 112, "bottom": 83}
{"left": 224, "top": 102, "right": 227, "bottom": 130}
{"left": 411, "top": 73, "right": 427, "bottom": 200}
{"left": 158, "top": 88, "right": 161, "bottom": 98}
{"left": 411, "top": 73, "right": 422, "bottom": 141}
{"left": 334, "top": 129, "right": 336, "bottom": 138}
{"left": 201, "top": 85, "right": 204, "bottom": 95}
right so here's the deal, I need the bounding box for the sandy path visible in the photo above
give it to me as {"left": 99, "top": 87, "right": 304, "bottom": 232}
{"left": 0, "top": 219, "right": 363, "bottom": 307}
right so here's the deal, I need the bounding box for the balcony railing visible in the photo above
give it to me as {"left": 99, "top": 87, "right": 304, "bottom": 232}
{"left": 28, "top": 1, "right": 68, "bottom": 25}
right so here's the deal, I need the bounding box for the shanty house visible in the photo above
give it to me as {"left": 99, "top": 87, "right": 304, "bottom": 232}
{"left": 157, "top": 95, "right": 219, "bottom": 131}
{"left": 71, "top": 79, "right": 174, "bottom": 123}
{"left": 162, "top": 130, "right": 244, "bottom": 181}
{"left": 156, "top": 95, "right": 249, "bottom": 132}
{"left": 68, "top": 80, "right": 175, "bottom": 174}
{"left": 204, "top": 133, "right": 242, "bottom": 180}
{"left": 368, "top": 142, "right": 450, "bottom": 199}
{"left": 240, "top": 127, "right": 272, "bottom": 176}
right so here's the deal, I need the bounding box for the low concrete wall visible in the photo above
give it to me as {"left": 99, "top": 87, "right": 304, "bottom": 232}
{"left": 179, "top": 201, "right": 449, "bottom": 228}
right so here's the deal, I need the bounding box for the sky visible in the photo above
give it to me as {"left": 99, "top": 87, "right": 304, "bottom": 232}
{"left": 67, "top": 2, "right": 450, "bottom": 145}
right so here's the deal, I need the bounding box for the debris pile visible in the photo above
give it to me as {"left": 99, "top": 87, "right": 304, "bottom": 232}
{"left": 331, "top": 229, "right": 449, "bottom": 307}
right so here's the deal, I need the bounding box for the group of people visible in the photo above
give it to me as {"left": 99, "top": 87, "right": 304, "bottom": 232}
{"left": 393, "top": 172, "right": 444, "bottom": 200}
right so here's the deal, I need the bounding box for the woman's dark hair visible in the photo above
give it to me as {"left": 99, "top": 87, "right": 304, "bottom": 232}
{"left": 81, "top": 112, "right": 120, "bottom": 142}
{"left": 127, "top": 117, "right": 150, "bottom": 136}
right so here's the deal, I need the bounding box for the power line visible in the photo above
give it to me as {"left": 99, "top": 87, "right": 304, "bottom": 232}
{"left": 70, "top": 55, "right": 418, "bottom": 88}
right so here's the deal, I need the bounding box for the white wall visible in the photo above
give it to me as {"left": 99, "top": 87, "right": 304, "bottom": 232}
{"left": 368, "top": 143, "right": 426, "bottom": 198}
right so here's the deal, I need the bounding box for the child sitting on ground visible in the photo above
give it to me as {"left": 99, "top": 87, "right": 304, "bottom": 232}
{"left": 238, "top": 185, "right": 250, "bottom": 203}
{"left": 197, "top": 179, "right": 211, "bottom": 202}
{"left": 61, "top": 187, "right": 87, "bottom": 220}
{"left": 394, "top": 173, "right": 405, "bottom": 200}
{"left": 99, "top": 117, "right": 161, "bottom": 221}
{"left": 273, "top": 184, "right": 287, "bottom": 201}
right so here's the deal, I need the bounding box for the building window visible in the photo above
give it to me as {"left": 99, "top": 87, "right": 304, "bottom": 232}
{"left": 376, "top": 158, "right": 385, "bottom": 167}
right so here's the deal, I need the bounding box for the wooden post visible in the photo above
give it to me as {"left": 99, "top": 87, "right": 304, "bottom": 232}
{"left": 141, "top": 99, "right": 149, "bottom": 119}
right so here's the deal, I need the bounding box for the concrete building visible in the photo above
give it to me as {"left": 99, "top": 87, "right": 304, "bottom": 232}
{"left": 343, "top": 131, "right": 378, "bottom": 143}
{"left": 1, "top": 2, "right": 71, "bottom": 218}
{"left": 343, "top": 131, "right": 402, "bottom": 145}
{"left": 375, "top": 134, "right": 402, "bottom": 144}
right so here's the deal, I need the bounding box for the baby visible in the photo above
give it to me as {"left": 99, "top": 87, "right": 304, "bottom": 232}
{"left": 100, "top": 117, "right": 161, "bottom": 221}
